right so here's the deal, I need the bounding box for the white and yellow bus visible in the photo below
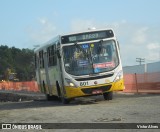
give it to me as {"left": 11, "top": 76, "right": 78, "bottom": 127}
{"left": 34, "top": 28, "right": 124, "bottom": 104}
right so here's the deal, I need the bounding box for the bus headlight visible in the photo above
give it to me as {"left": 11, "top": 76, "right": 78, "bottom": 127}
{"left": 65, "top": 78, "right": 77, "bottom": 87}
{"left": 114, "top": 70, "right": 123, "bottom": 82}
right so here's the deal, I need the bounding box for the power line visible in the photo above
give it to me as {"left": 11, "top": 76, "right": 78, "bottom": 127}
{"left": 136, "top": 58, "right": 145, "bottom": 65}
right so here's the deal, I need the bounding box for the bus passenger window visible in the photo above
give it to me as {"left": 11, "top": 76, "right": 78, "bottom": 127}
{"left": 47, "top": 44, "right": 57, "bottom": 67}
{"left": 34, "top": 54, "right": 37, "bottom": 69}
{"left": 39, "top": 50, "right": 44, "bottom": 68}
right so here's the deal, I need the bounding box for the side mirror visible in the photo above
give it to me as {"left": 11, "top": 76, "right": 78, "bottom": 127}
{"left": 57, "top": 49, "right": 61, "bottom": 58}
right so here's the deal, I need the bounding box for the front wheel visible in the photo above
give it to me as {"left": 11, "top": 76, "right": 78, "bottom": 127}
{"left": 103, "top": 91, "right": 113, "bottom": 100}
{"left": 61, "top": 97, "right": 70, "bottom": 104}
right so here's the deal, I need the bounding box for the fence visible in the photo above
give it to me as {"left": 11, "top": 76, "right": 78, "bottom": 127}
{"left": 0, "top": 81, "right": 39, "bottom": 92}
{"left": 0, "top": 72, "right": 160, "bottom": 94}
{"left": 124, "top": 72, "right": 160, "bottom": 93}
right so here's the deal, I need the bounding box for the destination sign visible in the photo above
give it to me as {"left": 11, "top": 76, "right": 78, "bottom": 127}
{"left": 61, "top": 30, "right": 114, "bottom": 44}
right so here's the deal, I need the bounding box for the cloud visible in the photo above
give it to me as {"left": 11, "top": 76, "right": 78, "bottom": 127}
{"left": 146, "top": 42, "right": 160, "bottom": 61}
{"left": 147, "top": 42, "right": 160, "bottom": 50}
{"left": 70, "top": 19, "right": 127, "bottom": 32}
{"left": 53, "top": 11, "right": 59, "bottom": 17}
{"left": 39, "top": 18, "right": 47, "bottom": 25}
{"left": 131, "top": 27, "right": 149, "bottom": 44}
{"left": 147, "top": 52, "right": 159, "bottom": 61}
{"left": 27, "top": 18, "right": 57, "bottom": 44}
{"left": 71, "top": 19, "right": 96, "bottom": 32}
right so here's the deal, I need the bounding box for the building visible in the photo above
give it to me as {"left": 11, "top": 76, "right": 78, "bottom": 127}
{"left": 123, "top": 61, "right": 160, "bottom": 74}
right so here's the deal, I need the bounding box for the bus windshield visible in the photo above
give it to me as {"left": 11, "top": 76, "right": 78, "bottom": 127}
{"left": 63, "top": 40, "right": 119, "bottom": 76}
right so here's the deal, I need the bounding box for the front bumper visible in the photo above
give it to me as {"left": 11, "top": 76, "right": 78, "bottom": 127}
{"left": 64, "top": 79, "right": 124, "bottom": 98}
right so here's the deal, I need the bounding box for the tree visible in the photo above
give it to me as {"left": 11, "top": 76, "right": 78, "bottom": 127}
{"left": 4, "top": 68, "right": 11, "bottom": 81}
{"left": 0, "top": 45, "right": 35, "bottom": 81}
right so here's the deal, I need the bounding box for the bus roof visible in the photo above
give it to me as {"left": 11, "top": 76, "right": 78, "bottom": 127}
{"left": 34, "top": 28, "right": 115, "bottom": 53}
{"left": 34, "top": 35, "right": 60, "bottom": 53}
{"left": 61, "top": 28, "right": 114, "bottom": 37}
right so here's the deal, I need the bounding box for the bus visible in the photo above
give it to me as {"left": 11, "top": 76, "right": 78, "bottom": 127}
{"left": 34, "top": 28, "right": 124, "bottom": 104}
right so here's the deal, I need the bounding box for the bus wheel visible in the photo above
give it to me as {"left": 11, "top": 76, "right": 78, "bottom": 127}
{"left": 103, "top": 91, "right": 113, "bottom": 100}
{"left": 46, "top": 94, "right": 59, "bottom": 101}
{"left": 52, "top": 95, "right": 59, "bottom": 101}
{"left": 61, "top": 97, "right": 70, "bottom": 104}
{"left": 46, "top": 94, "right": 53, "bottom": 101}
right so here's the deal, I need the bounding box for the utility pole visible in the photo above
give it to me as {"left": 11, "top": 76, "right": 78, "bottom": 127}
{"left": 136, "top": 58, "right": 145, "bottom": 65}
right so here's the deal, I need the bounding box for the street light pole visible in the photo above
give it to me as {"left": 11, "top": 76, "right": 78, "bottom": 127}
{"left": 136, "top": 58, "right": 145, "bottom": 65}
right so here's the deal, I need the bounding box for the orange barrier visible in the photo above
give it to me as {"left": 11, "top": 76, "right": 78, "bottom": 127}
{"left": 124, "top": 72, "right": 160, "bottom": 93}
{"left": 0, "top": 81, "right": 39, "bottom": 92}
{"left": 0, "top": 72, "right": 160, "bottom": 94}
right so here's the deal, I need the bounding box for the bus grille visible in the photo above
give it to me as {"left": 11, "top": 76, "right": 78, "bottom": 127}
{"left": 81, "top": 85, "right": 112, "bottom": 94}
{"left": 75, "top": 74, "right": 114, "bottom": 81}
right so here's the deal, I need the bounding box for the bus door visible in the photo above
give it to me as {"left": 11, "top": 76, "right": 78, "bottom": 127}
{"left": 36, "top": 56, "right": 43, "bottom": 92}
{"left": 57, "top": 48, "right": 66, "bottom": 98}
{"left": 43, "top": 51, "right": 52, "bottom": 94}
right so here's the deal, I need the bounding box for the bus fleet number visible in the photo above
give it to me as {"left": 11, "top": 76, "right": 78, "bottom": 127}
{"left": 80, "top": 81, "right": 88, "bottom": 86}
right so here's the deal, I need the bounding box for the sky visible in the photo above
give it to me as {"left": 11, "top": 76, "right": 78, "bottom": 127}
{"left": 0, "top": 0, "right": 160, "bottom": 66}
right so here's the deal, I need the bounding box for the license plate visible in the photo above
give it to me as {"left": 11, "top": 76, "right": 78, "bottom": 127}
{"left": 92, "top": 90, "right": 103, "bottom": 94}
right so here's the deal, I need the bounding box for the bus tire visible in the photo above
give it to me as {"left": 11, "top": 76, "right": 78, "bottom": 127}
{"left": 103, "top": 91, "right": 113, "bottom": 100}
{"left": 46, "top": 94, "right": 59, "bottom": 101}
{"left": 52, "top": 95, "right": 59, "bottom": 100}
{"left": 46, "top": 94, "right": 53, "bottom": 101}
{"left": 61, "top": 97, "right": 70, "bottom": 104}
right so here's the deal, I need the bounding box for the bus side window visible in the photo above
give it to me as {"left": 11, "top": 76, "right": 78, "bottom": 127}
{"left": 39, "top": 51, "right": 41, "bottom": 68}
{"left": 47, "top": 44, "right": 57, "bottom": 67}
{"left": 34, "top": 54, "right": 37, "bottom": 69}
{"left": 48, "top": 46, "right": 53, "bottom": 66}
{"left": 53, "top": 44, "right": 57, "bottom": 65}
{"left": 47, "top": 47, "right": 51, "bottom": 66}
{"left": 39, "top": 50, "right": 44, "bottom": 68}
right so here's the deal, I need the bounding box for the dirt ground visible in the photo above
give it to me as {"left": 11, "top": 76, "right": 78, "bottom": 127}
{"left": 0, "top": 90, "right": 160, "bottom": 132}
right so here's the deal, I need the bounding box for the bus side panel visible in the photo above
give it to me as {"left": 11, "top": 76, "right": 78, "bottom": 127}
{"left": 40, "top": 69, "right": 49, "bottom": 94}
{"left": 48, "top": 57, "right": 64, "bottom": 97}
{"left": 35, "top": 70, "right": 41, "bottom": 92}
{"left": 48, "top": 67, "right": 59, "bottom": 96}
{"left": 36, "top": 65, "right": 49, "bottom": 94}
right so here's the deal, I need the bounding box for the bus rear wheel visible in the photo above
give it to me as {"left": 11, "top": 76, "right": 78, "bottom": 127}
{"left": 46, "top": 94, "right": 53, "bottom": 101}
{"left": 46, "top": 94, "right": 59, "bottom": 101}
{"left": 103, "top": 91, "right": 113, "bottom": 100}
